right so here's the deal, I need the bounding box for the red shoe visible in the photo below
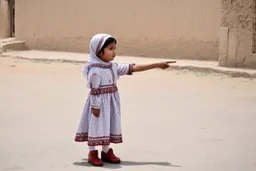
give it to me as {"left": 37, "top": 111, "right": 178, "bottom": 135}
{"left": 88, "top": 150, "right": 103, "bottom": 167}
{"left": 101, "top": 148, "right": 121, "bottom": 163}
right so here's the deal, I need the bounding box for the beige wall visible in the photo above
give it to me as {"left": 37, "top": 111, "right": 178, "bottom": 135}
{"left": 0, "top": 0, "right": 10, "bottom": 38}
{"left": 16, "top": 0, "right": 221, "bottom": 60}
{"left": 219, "top": 0, "right": 256, "bottom": 68}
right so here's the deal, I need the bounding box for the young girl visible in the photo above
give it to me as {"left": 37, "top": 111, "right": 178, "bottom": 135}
{"left": 75, "top": 33, "right": 175, "bottom": 167}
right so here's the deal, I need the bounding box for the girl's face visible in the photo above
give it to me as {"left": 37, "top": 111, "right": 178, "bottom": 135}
{"left": 98, "top": 42, "right": 116, "bottom": 62}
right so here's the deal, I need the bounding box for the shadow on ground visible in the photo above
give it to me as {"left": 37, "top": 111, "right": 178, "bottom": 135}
{"left": 73, "top": 158, "right": 181, "bottom": 169}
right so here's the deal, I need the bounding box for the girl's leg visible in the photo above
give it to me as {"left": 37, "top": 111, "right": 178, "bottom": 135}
{"left": 102, "top": 145, "right": 109, "bottom": 153}
{"left": 89, "top": 146, "right": 96, "bottom": 151}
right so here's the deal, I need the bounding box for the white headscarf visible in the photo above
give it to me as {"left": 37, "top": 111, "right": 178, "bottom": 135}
{"left": 81, "top": 33, "right": 113, "bottom": 78}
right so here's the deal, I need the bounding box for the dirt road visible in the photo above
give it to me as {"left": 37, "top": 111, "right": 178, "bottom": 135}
{"left": 1, "top": 57, "right": 256, "bottom": 171}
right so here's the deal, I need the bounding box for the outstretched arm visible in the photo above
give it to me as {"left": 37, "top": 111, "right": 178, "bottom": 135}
{"left": 132, "top": 61, "right": 176, "bottom": 72}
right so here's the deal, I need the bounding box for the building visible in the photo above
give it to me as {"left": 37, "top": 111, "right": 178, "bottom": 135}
{"left": 1, "top": 0, "right": 256, "bottom": 68}
{"left": 219, "top": 0, "right": 256, "bottom": 68}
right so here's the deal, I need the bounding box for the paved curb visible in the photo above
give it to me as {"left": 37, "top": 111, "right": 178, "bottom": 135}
{"left": 1, "top": 53, "right": 256, "bottom": 79}
{"left": 1, "top": 53, "right": 86, "bottom": 63}
{"left": 168, "top": 65, "right": 256, "bottom": 78}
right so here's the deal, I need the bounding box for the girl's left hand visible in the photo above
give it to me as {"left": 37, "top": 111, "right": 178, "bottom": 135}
{"left": 92, "top": 108, "right": 100, "bottom": 117}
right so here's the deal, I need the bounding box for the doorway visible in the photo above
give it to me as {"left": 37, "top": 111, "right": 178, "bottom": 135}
{"left": 253, "top": 0, "right": 256, "bottom": 53}
{"left": 9, "top": 0, "right": 15, "bottom": 37}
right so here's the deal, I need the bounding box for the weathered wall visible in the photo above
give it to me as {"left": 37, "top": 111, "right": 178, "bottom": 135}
{"left": 0, "top": 0, "right": 10, "bottom": 38}
{"left": 219, "top": 0, "right": 256, "bottom": 68}
{"left": 16, "top": 0, "right": 221, "bottom": 60}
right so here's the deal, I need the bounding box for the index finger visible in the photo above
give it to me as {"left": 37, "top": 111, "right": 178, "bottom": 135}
{"left": 166, "top": 61, "right": 177, "bottom": 64}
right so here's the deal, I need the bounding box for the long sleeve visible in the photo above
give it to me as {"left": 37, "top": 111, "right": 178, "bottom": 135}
{"left": 117, "top": 63, "right": 134, "bottom": 76}
{"left": 90, "top": 74, "right": 101, "bottom": 109}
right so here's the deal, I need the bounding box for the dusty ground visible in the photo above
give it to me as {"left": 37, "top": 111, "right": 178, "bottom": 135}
{"left": 0, "top": 57, "right": 256, "bottom": 171}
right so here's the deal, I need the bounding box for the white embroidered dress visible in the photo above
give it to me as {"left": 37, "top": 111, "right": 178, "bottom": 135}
{"left": 75, "top": 34, "right": 133, "bottom": 146}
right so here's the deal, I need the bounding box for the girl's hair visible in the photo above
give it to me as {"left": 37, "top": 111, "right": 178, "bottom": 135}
{"left": 98, "top": 37, "right": 117, "bottom": 55}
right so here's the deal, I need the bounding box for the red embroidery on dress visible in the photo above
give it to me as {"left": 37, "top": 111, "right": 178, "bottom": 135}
{"left": 88, "top": 63, "right": 112, "bottom": 70}
{"left": 75, "top": 132, "right": 88, "bottom": 142}
{"left": 87, "top": 63, "right": 116, "bottom": 84}
{"left": 91, "top": 85, "right": 118, "bottom": 95}
{"left": 128, "top": 63, "right": 135, "bottom": 75}
{"left": 110, "top": 136, "right": 123, "bottom": 143}
{"left": 74, "top": 133, "right": 123, "bottom": 145}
